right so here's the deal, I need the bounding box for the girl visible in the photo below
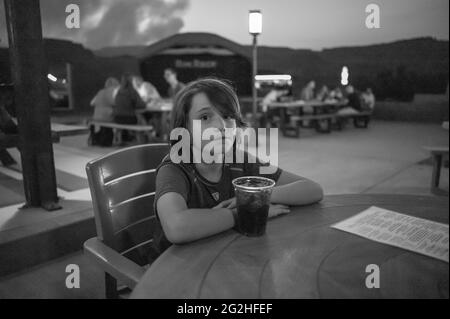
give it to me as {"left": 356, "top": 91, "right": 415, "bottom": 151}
{"left": 153, "top": 78, "right": 323, "bottom": 254}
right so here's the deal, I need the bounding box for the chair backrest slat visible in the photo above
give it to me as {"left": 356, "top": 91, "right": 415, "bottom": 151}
{"left": 99, "top": 146, "right": 166, "bottom": 184}
{"left": 110, "top": 194, "right": 155, "bottom": 232}
{"left": 106, "top": 172, "right": 157, "bottom": 206}
{"left": 114, "top": 217, "right": 157, "bottom": 253}
{"left": 86, "top": 143, "right": 169, "bottom": 259}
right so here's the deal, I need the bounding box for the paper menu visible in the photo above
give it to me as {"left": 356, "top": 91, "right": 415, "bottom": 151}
{"left": 332, "top": 206, "right": 449, "bottom": 263}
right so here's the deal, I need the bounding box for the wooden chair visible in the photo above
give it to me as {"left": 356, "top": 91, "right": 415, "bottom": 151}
{"left": 84, "top": 143, "right": 169, "bottom": 298}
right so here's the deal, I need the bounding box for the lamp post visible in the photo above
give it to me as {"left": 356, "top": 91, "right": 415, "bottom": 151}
{"left": 249, "top": 10, "right": 262, "bottom": 128}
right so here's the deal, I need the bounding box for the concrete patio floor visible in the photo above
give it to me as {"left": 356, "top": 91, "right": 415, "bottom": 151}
{"left": 0, "top": 120, "right": 448, "bottom": 298}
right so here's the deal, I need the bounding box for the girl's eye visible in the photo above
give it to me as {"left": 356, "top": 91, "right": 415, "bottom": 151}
{"left": 200, "top": 115, "right": 209, "bottom": 121}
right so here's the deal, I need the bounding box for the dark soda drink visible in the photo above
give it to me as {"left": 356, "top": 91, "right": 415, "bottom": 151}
{"left": 232, "top": 176, "right": 275, "bottom": 237}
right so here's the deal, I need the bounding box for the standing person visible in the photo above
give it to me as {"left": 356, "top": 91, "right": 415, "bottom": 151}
{"left": 164, "top": 68, "right": 185, "bottom": 99}
{"left": 89, "top": 77, "right": 119, "bottom": 146}
{"left": 152, "top": 78, "right": 323, "bottom": 254}
{"left": 114, "top": 74, "right": 146, "bottom": 142}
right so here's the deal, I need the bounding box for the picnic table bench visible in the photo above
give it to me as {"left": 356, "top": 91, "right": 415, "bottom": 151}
{"left": 88, "top": 121, "right": 155, "bottom": 145}
{"left": 286, "top": 113, "right": 335, "bottom": 137}
{"left": 335, "top": 110, "right": 373, "bottom": 129}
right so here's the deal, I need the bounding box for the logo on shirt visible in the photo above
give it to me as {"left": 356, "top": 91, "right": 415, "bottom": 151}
{"left": 212, "top": 192, "right": 220, "bottom": 201}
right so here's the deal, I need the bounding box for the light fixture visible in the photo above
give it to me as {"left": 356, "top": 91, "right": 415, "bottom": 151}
{"left": 249, "top": 10, "right": 262, "bottom": 35}
{"left": 341, "top": 66, "right": 349, "bottom": 86}
{"left": 255, "top": 75, "right": 292, "bottom": 81}
{"left": 47, "top": 74, "right": 57, "bottom": 82}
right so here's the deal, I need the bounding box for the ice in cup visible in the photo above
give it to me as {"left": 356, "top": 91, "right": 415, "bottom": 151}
{"left": 232, "top": 176, "right": 276, "bottom": 237}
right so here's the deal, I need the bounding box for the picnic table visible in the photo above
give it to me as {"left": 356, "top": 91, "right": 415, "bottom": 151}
{"left": 135, "top": 100, "right": 173, "bottom": 142}
{"left": 267, "top": 99, "right": 344, "bottom": 137}
{"left": 131, "top": 194, "right": 448, "bottom": 299}
{"left": 267, "top": 99, "right": 372, "bottom": 137}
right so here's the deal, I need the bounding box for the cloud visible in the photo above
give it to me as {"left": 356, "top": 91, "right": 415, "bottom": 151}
{"left": 0, "top": 0, "right": 189, "bottom": 49}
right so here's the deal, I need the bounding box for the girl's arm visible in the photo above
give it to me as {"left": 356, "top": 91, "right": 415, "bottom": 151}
{"left": 157, "top": 192, "right": 235, "bottom": 244}
{"left": 270, "top": 170, "right": 323, "bottom": 206}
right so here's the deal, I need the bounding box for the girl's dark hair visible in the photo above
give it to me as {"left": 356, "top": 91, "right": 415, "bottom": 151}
{"left": 171, "top": 78, "right": 246, "bottom": 141}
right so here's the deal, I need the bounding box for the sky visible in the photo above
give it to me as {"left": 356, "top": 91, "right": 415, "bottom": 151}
{"left": 0, "top": 0, "right": 449, "bottom": 50}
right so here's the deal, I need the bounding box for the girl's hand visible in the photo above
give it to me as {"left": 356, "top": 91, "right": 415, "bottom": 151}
{"left": 268, "top": 204, "right": 290, "bottom": 218}
{"left": 214, "top": 199, "right": 290, "bottom": 219}
{"left": 213, "top": 197, "right": 236, "bottom": 210}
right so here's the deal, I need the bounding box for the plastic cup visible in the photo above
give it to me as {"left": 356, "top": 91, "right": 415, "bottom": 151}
{"left": 232, "top": 176, "right": 275, "bottom": 237}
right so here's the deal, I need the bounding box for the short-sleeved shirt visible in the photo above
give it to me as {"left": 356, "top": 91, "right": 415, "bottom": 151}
{"left": 152, "top": 152, "right": 282, "bottom": 254}
{"left": 91, "top": 87, "right": 118, "bottom": 122}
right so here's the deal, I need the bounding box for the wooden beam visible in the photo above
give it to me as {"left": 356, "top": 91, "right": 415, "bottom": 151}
{"left": 4, "top": 0, "right": 60, "bottom": 210}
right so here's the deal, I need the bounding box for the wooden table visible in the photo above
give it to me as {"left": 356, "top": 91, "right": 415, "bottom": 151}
{"left": 131, "top": 194, "right": 449, "bottom": 299}
{"left": 136, "top": 100, "right": 173, "bottom": 141}
{"left": 267, "top": 100, "right": 343, "bottom": 136}
{"left": 268, "top": 99, "right": 342, "bottom": 113}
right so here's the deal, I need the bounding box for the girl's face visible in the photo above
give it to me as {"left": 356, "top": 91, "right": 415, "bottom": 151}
{"left": 188, "top": 92, "right": 237, "bottom": 158}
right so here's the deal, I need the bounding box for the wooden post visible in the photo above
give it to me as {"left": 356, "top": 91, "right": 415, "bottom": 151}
{"left": 66, "top": 63, "right": 74, "bottom": 110}
{"left": 4, "top": 0, "right": 60, "bottom": 210}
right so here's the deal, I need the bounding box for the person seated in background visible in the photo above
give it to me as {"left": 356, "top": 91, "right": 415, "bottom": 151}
{"left": 261, "top": 89, "right": 289, "bottom": 112}
{"left": 300, "top": 80, "right": 316, "bottom": 101}
{"left": 261, "top": 89, "right": 289, "bottom": 128}
{"left": 131, "top": 76, "right": 161, "bottom": 106}
{"left": 164, "top": 68, "right": 185, "bottom": 99}
{"left": 140, "top": 82, "right": 161, "bottom": 106}
{"left": 153, "top": 78, "right": 324, "bottom": 254}
{"left": 132, "top": 76, "right": 164, "bottom": 138}
{"left": 337, "top": 85, "right": 363, "bottom": 115}
{"left": 330, "top": 87, "right": 344, "bottom": 102}
{"left": 361, "top": 88, "right": 376, "bottom": 111}
{"left": 316, "top": 85, "right": 329, "bottom": 101}
{"left": 113, "top": 74, "right": 146, "bottom": 142}
{"left": 91, "top": 77, "right": 119, "bottom": 122}
{"left": 114, "top": 74, "right": 146, "bottom": 124}
{"left": 89, "top": 77, "right": 120, "bottom": 146}
{"left": 299, "top": 80, "right": 316, "bottom": 125}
